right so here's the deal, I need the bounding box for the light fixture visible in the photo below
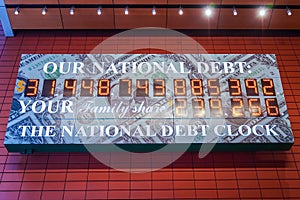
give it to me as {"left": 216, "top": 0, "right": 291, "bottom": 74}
{"left": 97, "top": 6, "right": 102, "bottom": 15}
{"left": 42, "top": 6, "right": 47, "bottom": 15}
{"left": 178, "top": 6, "right": 183, "bottom": 15}
{"left": 70, "top": 6, "right": 75, "bottom": 15}
{"left": 258, "top": 7, "right": 266, "bottom": 17}
{"left": 286, "top": 6, "right": 292, "bottom": 16}
{"left": 233, "top": 6, "right": 237, "bottom": 16}
{"left": 124, "top": 6, "right": 129, "bottom": 15}
{"left": 14, "top": 7, "right": 20, "bottom": 15}
{"left": 152, "top": 6, "right": 156, "bottom": 15}
{"left": 205, "top": 7, "right": 212, "bottom": 17}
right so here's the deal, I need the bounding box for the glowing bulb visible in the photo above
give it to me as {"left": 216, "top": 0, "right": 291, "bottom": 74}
{"left": 14, "top": 7, "right": 20, "bottom": 15}
{"left": 178, "top": 7, "right": 183, "bottom": 15}
{"left": 124, "top": 6, "right": 129, "bottom": 15}
{"left": 70, "top": 6, "right": 75, "bottom": 15}
{"left": 233, "top": 7, "right": 237, "bottom": 16}
{"left": 42, "top": 6, "right": 47, "bottom": 15}
{"left": 205, "top": 7, "right": 212, "bottom": 17}
{"left": 286, "top": 7, "right": 292, "bottom": 16}
{"left": 97, "top": 6, "right": 102, "bottom": 15}
{"left": 152, "top": 6, "right": 156, "bottom": 15}
{"left": 259, "top": 8, "right": 266, "bottom": 17}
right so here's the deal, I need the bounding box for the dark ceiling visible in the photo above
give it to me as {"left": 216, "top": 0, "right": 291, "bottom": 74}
{"left": 5, "top": 0, "right": 300, "bottom": 30}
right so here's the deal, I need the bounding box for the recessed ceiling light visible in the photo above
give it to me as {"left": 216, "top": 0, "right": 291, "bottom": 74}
{"left": 259, "top": 7, "right": 266, "bottom": 17}
{"left": 286, "top": 6, "right": 292, "bottom": 16}
{"left": 70, "top": 6, "right": 75, "bottom": 15}
{"left": 205, "top": 7, "right": 213, "bottom": 17}
{"left": 152, "top": 6, "right": 156, "bottom": 15}
{"left": 124, "top": 6, "right": 129, "bottom": 15}
{"left": 42, "top": 6, "right": 47, "bottom": 15}
{"left": 97, "top": 6, "right": 102, "bottom": 15}
{"left": 178, "top": 6, "right": 183, "bottom": 15}
{"left": 14, "top": 7, "right": 20, "bottom": 15}
{"left": 233, "top": 6, "right": 237, "bottom": 16}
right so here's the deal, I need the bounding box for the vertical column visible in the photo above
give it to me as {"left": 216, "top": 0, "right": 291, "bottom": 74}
{"left": 0, "top": 0, "right": 14, "bottom": 37}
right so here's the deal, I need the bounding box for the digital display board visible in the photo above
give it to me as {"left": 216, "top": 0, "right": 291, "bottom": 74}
{"left": 4, "top": 54, "right": 294, "bottom": 153}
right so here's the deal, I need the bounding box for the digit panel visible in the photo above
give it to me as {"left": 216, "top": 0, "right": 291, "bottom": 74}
{"left": 63, "top": 79, "right": 77, "bottom": 97}
{"left": 175, "top": 98, "right": 188, "bottom": 117}
{"left": 153, "top": 79, "right": 166, "bottom": 97}
{"left": 190, "top": 79, "right": 203, "bottom": 96}
{"left": 209, "top": 98, "right": 223, "bottom": 117}
{"left": 174, "top": 79, "right": 186, "bottom": 96}
{"left": 98, "top": 79, "right": 110, "bottom": 97}
{"left": 245, "top": 79, "right": 259, "bottom": 96}
{"left": 231, "top": 98, "right": 244, "bottom": 117}
{"left": 262, "top": 78, "right": 276, "bottom": 96}
{"left": 25, "top": 79, "right": 39, "bottom": 97}
{"left": 119, "top": 79, "right": 132, "bottom": 97}
{"left": 81, "top": 79, "right": 94, "bottom": 97}
{"left": 228, "top": 79, "right": 242, "bottom": 96}
{"left": 42, "top": 79, "right": 56, "bottom": 97}
{"left": 136, "top": 79, "right": 149, "bottom": 97}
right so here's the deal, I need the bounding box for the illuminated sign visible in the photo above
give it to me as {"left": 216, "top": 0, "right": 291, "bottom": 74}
{"left": 4, "top": 54, "right": 294, "bottom": 153}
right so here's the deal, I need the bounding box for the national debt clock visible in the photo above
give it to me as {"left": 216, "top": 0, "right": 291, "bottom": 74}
{"left": 4, "top": 54, "right": 294, "bottom": 153}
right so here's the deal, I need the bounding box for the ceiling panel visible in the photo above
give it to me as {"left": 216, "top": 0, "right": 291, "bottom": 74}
{"left": 168, "top": 0, "right": 221, "bottom": 5}
{"left": 7, "top": 8, "right": 62, "bottom": 29}
{"left": 5, "top": 0, "right": 59, "bottom": 4}
{"left": 115, "top": 8, "right": 166, "bottom": 29}
{"left": 4, "top": 0, "right": 300, "bottom": 30}
{"left": 274, "top": 0, "right": 300, "bottom": 5}
{"left": 59, "top": 0, "right": 113, "bottom": 4}
{"left": 61, "top": 8, "right": 114, "bottom": 29}
{"left": 167, "top": 8, "right": 219, "bottom": 29}
{"left": 218, "top": 8, "right": 271, "bottom": 29}
{"left": 114, "top": 0, "right": 167, "bottom": 5}
{"left": 269, "top": 9, "right": 300, "bottom": 29}
{"left": 221, "top": 0, "right": 274, "bottom": 5}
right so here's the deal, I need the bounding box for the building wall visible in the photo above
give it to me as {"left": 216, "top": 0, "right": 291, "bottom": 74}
{"left": 0, "top": 27, "right": 300, "bottom": 199}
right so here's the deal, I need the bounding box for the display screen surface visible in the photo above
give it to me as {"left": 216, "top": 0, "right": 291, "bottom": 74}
{"left": 4, "top": 54, "right": 294, "bottom": 152}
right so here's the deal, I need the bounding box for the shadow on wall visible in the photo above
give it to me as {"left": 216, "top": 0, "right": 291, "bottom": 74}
{"left": 8, "top": 151, "right": 290, "bottom": 171}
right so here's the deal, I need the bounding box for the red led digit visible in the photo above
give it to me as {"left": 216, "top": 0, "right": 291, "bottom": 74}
{"left": 265, "top": 98, "right": 280, "bottom": 117}
{"left": 231, "top": 98, "right": 244, "bottom": 117}
{"left": 228, "top": 79, "right": 242, "bottom": 96}
{"left": 136, "top": 79, "right": 149, "bottom": 97}
{"left": 209, "top": 98, "right": 223, "bottom": 117}
{"left": 81, "top": 79, "right": 94, "bottom": 96}
{"left": 207, "top": 79, "right": 220, "bottom": 96}
{"left": 262, "top": 79, "right": 275, "bottom": 96}
{"left": 25, "top": 79, "right": 39, "bottom": 97}
{"left": 190, "top": 79, "right": 203, "bottom": 96}
{"left": 42, "top": 79, "right": 56, "bottom": 97}
{"left": 98, "top": 79, "right": 110, "bottom": 96}
{"left": 175, "top": 98, "right": 187, "bottom": 117}
{"left": 64, "top": 79, "right": 77, "bottom": 97}
{"left": 248, "top": 98, "right": 262, "bottom": 117}
{"left": 119, "top": 79, "right": 132, "bottom": 97}
{"left": 192, "top": 98, "right": 205, "bottom": 117}
{"left": 245, "top": 79, "right": 259, "bottom": 96}
{"left": 153, "top": 79, "right": 166, "bottom": 97}
{"left": 174, "top": 79, "right": 186, "bottom": 96}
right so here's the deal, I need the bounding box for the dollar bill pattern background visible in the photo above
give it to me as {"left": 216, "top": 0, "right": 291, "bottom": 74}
{"left": 4, "top": 54, "right": 294, "bottom": 146}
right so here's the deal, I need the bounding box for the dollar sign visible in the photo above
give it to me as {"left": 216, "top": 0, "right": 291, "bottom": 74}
{"left": 16, "top": 80, "right": 26, "bottom": 93}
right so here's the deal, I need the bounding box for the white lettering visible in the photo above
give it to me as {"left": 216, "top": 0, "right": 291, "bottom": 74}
{"left": 238, "top": 125, "right": 251, "bottom": 136}
{"left": 214, "top": 125, "right": 226, "bottom": 136}
{"left": 45, "top": 126, "right": 56, "bottom": 137}
{"left": 162, "top": 125, "right": 173, "bottom": 137}
{"left": 19, "top": 100, "right": 31, "bottom": 114}
{"left": 266, "top": 125, "right": 278, "bottom": 136}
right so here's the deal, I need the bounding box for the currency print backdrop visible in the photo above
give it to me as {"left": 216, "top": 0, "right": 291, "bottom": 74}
{"left": 4, "top": 54, "right": 294, "bottom": 153}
